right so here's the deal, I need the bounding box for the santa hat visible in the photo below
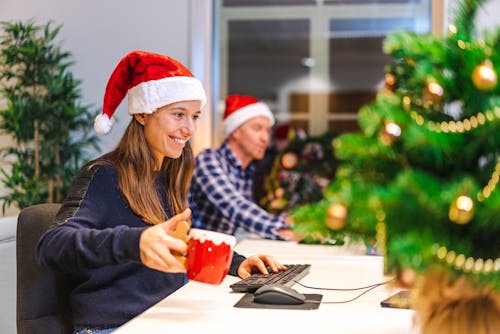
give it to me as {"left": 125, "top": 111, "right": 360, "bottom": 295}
{"left": 223, "top": 94, "right": 275, "bottom": 137}
{"left": 94, "top": 50, "right": 207, "bottom": 135}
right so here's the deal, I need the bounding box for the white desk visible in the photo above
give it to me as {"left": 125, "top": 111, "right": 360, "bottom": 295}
{"left": 114, "top": 240, "right": 418, "bottom": 334}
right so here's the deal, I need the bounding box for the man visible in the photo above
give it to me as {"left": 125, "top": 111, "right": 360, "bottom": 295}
{"left": 189, "top": 94, "right": 297, "bottom": 240}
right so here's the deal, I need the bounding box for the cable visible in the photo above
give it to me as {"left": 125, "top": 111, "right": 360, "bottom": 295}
{"left": 295, "top": 278, "right": 395, "bottom": 304}
{"left": 307, "top": 283, "right": 384, "bottom": 304}
{"left": 293, "top": 278, "right": 394, "bottom": 291}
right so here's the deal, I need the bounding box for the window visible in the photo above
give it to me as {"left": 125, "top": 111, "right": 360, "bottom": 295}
{"left": 213, "top": 0, "right": 439, "bottom": 144}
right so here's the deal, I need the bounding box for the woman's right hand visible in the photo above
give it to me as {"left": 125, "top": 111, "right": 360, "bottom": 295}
{"left": 139, "top": 208, "right": 191, "bottom": 273}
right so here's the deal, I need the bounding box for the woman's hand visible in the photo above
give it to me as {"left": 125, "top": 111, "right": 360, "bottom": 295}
{"left": 237, "top": 254, "right": 287, "bottom": 279}
{"left": 139, "top": 209, "right": 191, "bottom": 273}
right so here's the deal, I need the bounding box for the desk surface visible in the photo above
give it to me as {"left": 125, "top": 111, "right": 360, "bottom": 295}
{"left": 114, "top": 240, "right": 418, "bottom": 334}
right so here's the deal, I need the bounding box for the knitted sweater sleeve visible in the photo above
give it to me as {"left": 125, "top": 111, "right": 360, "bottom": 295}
{"left": 36, "top": 165, "right": 145, "bottom": 272}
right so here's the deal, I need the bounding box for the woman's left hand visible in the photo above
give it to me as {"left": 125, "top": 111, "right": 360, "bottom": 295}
{"left": 237, "top": 254, "right": 287, "bottom": 279}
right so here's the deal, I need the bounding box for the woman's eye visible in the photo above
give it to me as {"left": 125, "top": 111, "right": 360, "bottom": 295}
{"left": 192, "top": 114, "right": 200, "bottom": 121}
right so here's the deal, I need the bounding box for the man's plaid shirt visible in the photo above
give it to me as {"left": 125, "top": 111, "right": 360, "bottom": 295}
{"left": 189, "top": 142, "right": 288, "bottom": 240}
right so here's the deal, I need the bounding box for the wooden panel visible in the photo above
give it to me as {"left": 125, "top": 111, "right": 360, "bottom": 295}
{"left": 328, "top": 120, "right": 360, "bottom": 133}
{"left": 329, "top": 91, "right": 377, "bottom": 115}
{"left": 289, "top": 93, "right": 310, "bottom": 114}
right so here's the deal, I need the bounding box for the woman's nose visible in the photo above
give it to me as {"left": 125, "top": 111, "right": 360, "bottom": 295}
{"left": 181, "top": 118, "right": 195, "bottom": 135}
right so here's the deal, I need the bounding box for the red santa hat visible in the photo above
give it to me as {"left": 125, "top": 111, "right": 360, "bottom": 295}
{"left": 94, "top": 50, "right": 207, "bottom": 135}
{"left": 223, "top": 94, "right": 275, "bottom": 137}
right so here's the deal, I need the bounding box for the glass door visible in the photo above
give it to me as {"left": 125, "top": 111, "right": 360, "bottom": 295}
{"left": 214, "top": 0, "right": 439, "bottom": 145}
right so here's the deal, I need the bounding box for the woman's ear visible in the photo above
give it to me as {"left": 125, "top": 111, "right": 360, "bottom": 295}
{"left": 134, "top": 113, "right": 146, "bottom": 125}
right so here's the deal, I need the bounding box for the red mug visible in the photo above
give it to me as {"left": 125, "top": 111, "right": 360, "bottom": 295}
{"left": 185, "top": 228, "right": 237, "bottom": 285}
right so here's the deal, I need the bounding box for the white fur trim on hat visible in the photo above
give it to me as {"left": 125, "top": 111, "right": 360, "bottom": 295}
{"left": 223, "top": 102, "right": 275, "bottom": 137}
{"left": 189, "top": 228, "right": 236, "bottom": 247}
{"left": 94, "top": 113, "right": 115, "bottom": 136}
{"left": 128, "top": 76, "right": 207, "bottom": 115}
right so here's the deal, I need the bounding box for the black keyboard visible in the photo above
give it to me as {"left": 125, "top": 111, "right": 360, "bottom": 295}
{"left": 230, "top": 264, "right": 311, "bottom": 293}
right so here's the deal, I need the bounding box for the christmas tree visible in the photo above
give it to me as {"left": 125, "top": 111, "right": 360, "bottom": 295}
{"left": 291, "top": 0, "right": 499, "bottom": 304}
{"left": 259, "top": 131, "right": 338, "bottom": 215}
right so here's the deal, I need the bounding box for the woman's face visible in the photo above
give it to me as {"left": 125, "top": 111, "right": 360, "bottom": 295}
{"left": 135, "top": 100, "right": 202, "bottom": 166}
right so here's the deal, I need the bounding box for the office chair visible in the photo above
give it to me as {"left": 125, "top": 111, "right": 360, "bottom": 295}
{"left": 16, "top": 203, "right": 73, "bottom": 334}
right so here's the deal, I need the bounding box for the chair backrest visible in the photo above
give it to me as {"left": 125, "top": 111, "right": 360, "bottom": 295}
{"left": 16, "top": 203, "right": 73, "bottom": 334}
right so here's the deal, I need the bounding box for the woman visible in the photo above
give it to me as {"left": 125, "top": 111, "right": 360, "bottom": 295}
{"left": 36, "top": 50, "right": 285, "bottom": 334}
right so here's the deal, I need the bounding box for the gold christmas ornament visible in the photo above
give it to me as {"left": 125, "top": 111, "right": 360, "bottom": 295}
{"left": 472, "top": 60, "right": 498, "bottom": 91}
{"left": 422, "top": 81, "right": 444, "bottom": 104}
{"left": 448, "top": 195, "right": 474, "bottom": 224}
{"left": 281, "top": 152, "right": 299, "bottom": 169}
{"left": 384, "top": 73, "right": 396, "bottom": 92}
{"left": 380, "top": 122, "right": 402, "bottom": 146}
{"left": 325, "top": 203, "right": 348, "bottom": 230}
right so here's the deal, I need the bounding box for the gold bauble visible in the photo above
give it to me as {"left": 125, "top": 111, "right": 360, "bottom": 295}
{"left": 448, "top": 195, "right": 474, "bottom": 224}
{"left": 325, "top": 203, "right": 348, "bottom": 230}
{"left": 472, "top": 61, "right": 498, "bottom": 91}
{"left": 281, "top": 152, "right": 299, "bottom": 169}
{"left": 384, "top": 73, "right": 396, "bottom": 92}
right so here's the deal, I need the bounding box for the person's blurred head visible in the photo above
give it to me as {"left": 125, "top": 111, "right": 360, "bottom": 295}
{"left": 223, "top": 95, "right": 274, "bottom": 137}
{"left": 223, "top": 95, "right": 274, "bottom": 166}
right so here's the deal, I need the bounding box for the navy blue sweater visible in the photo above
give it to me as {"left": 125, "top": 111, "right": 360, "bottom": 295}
{"left": 36, "top": 164, "right": 245, "bottom": 328}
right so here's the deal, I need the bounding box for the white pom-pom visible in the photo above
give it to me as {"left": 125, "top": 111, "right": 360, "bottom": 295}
{"left": 94, "top": 114, "right": 114, "bottom": 136}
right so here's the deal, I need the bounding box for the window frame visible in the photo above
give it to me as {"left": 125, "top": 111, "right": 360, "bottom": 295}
{"left": 190, "top": 0, "right": 446, "bottom": 150}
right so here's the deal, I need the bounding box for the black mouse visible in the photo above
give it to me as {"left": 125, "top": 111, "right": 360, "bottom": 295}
{"left": 253, "top": 284, "right": 306, "bottom": 305}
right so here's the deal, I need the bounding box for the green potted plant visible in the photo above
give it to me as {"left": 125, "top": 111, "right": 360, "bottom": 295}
{"left": 0, "top": 19, "right": 99, "bottom": 214}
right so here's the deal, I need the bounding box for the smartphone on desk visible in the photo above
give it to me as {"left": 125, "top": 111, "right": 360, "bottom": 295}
{"left": 380, "top": 290, "right": 412, "bottom": 309}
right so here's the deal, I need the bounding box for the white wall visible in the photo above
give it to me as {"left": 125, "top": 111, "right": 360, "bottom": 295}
{"left": 0, "top": 0, "right": 192, "bottom": 153}
{"left": 0, "top": 0, "right": 194, "bottom": 217}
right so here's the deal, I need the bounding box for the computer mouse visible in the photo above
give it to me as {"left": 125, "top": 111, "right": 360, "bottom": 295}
{"left": 253, "top": 284, "right": 306, "bottom": 305}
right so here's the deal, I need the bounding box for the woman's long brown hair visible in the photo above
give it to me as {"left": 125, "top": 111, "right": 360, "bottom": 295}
{"left": 92, "top": 118, "right": 194, "bottom": 225}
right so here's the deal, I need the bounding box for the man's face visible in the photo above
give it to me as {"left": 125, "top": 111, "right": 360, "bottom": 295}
{"left": 232, "top": 116, "right": 272, "bottom": 161}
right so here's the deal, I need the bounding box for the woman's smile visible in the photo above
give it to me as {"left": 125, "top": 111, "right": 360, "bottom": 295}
{"left": 170, "top": 136, "right": 188, "bottom": 146}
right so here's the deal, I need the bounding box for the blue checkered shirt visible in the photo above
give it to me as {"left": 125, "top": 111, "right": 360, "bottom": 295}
{"left": 189, "top": 142, "right": 289, "bottom": 240}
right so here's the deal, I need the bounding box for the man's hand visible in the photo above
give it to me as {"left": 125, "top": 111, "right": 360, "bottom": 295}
{"left": 277, "top": 228, "right": 301, "bottom": 241}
